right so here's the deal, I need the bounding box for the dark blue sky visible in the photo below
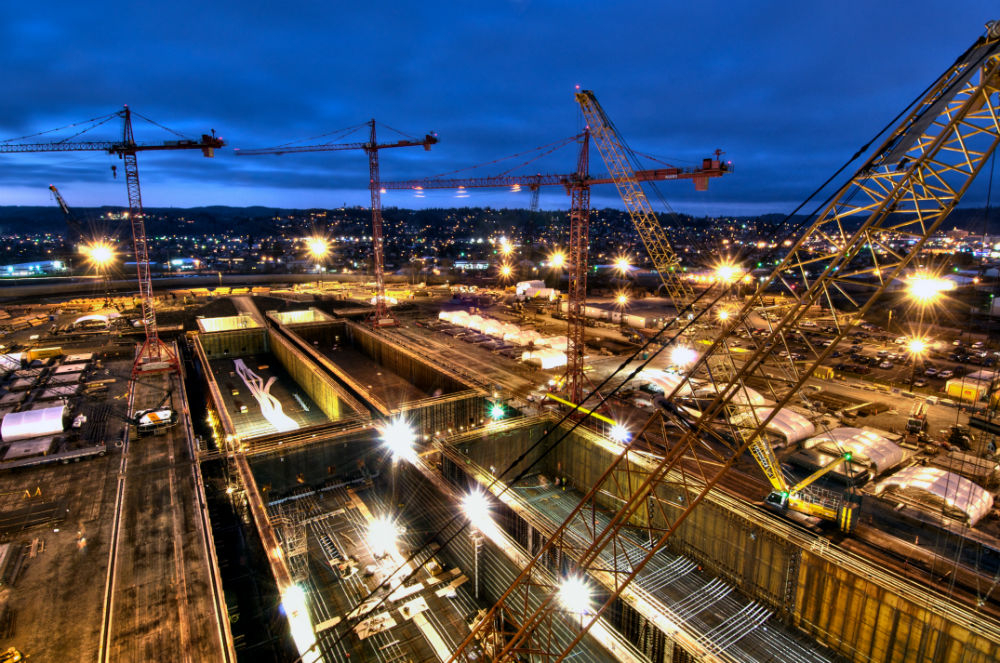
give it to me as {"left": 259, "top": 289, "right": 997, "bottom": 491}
{"left": 1, "top": 2, "right": 997, "bottom": 215}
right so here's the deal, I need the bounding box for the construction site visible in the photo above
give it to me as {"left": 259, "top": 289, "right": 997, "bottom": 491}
{"left": 1, "top": 16, "right": 1000, "bottom": 663}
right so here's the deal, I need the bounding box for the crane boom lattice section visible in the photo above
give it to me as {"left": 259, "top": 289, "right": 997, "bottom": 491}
{"left": 445, "top": 22, "right": 1000, "bottom": 663}
{"left": 575, "top": 91, "right": 694, "bottom": 306}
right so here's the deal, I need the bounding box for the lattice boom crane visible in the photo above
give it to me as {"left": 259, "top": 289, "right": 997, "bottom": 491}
{"left": 445, "top": 19, "right": 1000, "bottom": 663}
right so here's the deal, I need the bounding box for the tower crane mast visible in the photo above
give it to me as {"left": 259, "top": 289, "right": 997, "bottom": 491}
{"left": 236, "top": 120, "right": 437, "bottom": 326}
{"left": 0, "top": 107, "right": 223, "bottom": 376}
{"left": 383, "top": 137, "right": 728, "bottom": 401}
{"left": 445, "top": 19, "right": 1000, "bottom": 663}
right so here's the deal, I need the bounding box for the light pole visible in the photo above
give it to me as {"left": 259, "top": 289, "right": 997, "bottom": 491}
{"left": 82, "top": 241, "right": 115, "bottom": 306}
{"left": 616, "top": 290, "right": 629, "bottom": 331}
{"left": 907, "top": 336, "right": 930, "bottom": 389}
{"left": 306, "top": 237, "right": 329, "bottom": 289}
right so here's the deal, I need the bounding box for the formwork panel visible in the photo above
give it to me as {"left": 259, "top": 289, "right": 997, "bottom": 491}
{"left": 198, "top": 328, "right": 268, "bottom": 359}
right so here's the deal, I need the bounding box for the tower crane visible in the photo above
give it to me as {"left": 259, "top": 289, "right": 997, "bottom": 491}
{"left": 445, "top": 19, "right": 1000, "bottom": 663}
{"left": 236, "top": 120, "right": 437, "bottom": 327}
{"left": 383, "top": 135, "right": 728, "bottom": 402}
{"left": 0, "top": 106, "right": 224, "bottom": 376}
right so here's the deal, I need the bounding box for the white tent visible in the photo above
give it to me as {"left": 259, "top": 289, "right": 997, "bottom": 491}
{"left": 467, "top": 315, "right": 486, "bottom": 332}
{"left": 450, "top": 310, "right": 472, "bottom": 327}
{"left": 694, "top": 384, "right": 765, "bottom": 406}
{"left": 803, "top": 427, "right": 903, "bottom": 475}
{"left": 731, "top": 406, "right": 816, "bottom": 446}
{"left": 522, "top": 348, "right": 567, "bottom": 369}
{"left": 539, "top": 336, "right": 569, "bottom": 352}
{"left": 1, "top": 404, "right": 66, "bottom": 442}
{"left": 481, "top": 319, "right": 505, "bottom": 337}
{"left": 505, "top": 330, "right": 543, "bottom": 346}
{"left": 876, "top": 465, "right": 994, "bottom": 526}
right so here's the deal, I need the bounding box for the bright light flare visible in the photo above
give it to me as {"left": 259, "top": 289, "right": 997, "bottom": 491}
{"left": 716, "top": 309, "right": 730, "bottom": 322}
{"left": 281, "top": 584, "right": 319, "bottom": 663}
{"left": 614, "top": 257, "right": 631, "bottom": 274}
{"left": 500, "top": 263, "right": 513, "bottom": 278}
{"left": 610, "top": 424, "right": 631, "bottom": 444}
{"left": 615, "top": 292, "right": 629, "bottom": 307}
{"left": 906, "top": 273, "right": 954, "bottom": 304}
{"left": 907, "top": 337, "right": 929, "bottom": 356}
{"left": 490, "top": 403, "right": 506, "bottom": 420}
{"left": 306, "top": 236, "right": 329, "bottom": 260}
{"left": 549, "top": 251, "right": 566, "bottom": 268}
{"left": 670, "top": 345, "right": 698, "bottom": 367}
{"left": 82, "top": 241, "right": 115, "bottom": 269}
{"left": 558, "top": 576, "right": 592, "bottom": 614}
{"left": 462, "top": 490, "right": 492, "bottom": 526}
{"left": 714, "top": 262, "right": 742, "bottom": 283}
{"left": 381, "top": 418, "right": 416, "bottom": 462}
{"left": 368, "top": 515, "right": 399, "bottom": 559}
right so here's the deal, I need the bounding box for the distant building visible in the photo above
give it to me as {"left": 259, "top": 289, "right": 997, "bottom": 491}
{"left": 1, "top": 260, "right": 68, "bottom": 277}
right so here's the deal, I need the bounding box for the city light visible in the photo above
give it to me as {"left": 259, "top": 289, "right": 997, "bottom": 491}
{"left": 906, "top": 273, "right": 954, "bottom": 304}
{"left": 500, "top": 263, "right": 513, "bottom": 278}
{"left": 549, "top": 251, "right": 566, "bottom": 268}
{"left": 82, "top": 241, "right": 115, "bottom": 269}
{"left": 614, "top": 256, "right": 631, "bottom": 274}
{"left": 670, "top": 345, "right": 698, "bottom": 367}
{"left": 716, "top": 308, "right": 730, "bottom": 322}
{"left": 610, "top": 423, "right": 631, "bottom": 443}
{"left": 615, "top": 292, "right": 629, "bottom": 307}
{"left": 367, "top": 515, "right": 399, "bottom": 559}
{"left": 558, "top": 576, "right": 592, "bottom": 614}
{"left": 381, "top": 418, "right": 416, "bottom": 462}
{"left": 490, "top": 403, "right": 506, "bottom": 420}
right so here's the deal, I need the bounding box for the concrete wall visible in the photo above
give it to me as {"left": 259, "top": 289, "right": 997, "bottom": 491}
{"left": 449, "top": 417, "right": 1000, "bottom": 663}
{"left": 198, "top": 328, "right": 269, "bottom": 359}
{"left": 267, "top": 328, "right": 349, "bottom": 421}
{"left": 292, "top": 321, "right": 470, "bottom": 397}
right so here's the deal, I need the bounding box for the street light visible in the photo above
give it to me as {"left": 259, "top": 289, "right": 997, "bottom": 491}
{"left": 367, "top": 515, "right": 399, "bottom": 559}
{"left": 499, "top": 263, "right": 513, "bottom": 280}
{"left": 615, "top": 290, "right": 629, "bottom": 330}
{"left": 83, "top": 241, "right": 115, "bottom": 269}
{"left": 714, "top": 262, "right": 741, "bottom": 284}
{"left": 670, "top": 344, "right": 698, "bottom": 368}
{"left": 558, "top": 576, "right": 592, "bottom": 615}
{"left": 906, "top": 336, "right": 931, "bottom": 388}
{"left": 610, "top": 423, "right": 631, "bottom": 444}
{"left": 549, "top": 250, "right": 566, "bottom": 269}
{"left": 906, "top": 273, "right": 954, "bottom": 305}
{"left": 82, "top": 241, "right": 115, "bottom": 305}
{"left": 614, "top": 256, "right": 631, "bottom": 276}
{"left": 381, "top": 418, "right": 416, "bottom": 462}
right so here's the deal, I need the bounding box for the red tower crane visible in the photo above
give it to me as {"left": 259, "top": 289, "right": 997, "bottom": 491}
{"left": 383, "top": 135, "right": 728, "bottom": 402}
{"left": 236, "top": 120, "right": 437, "bottom": 327}
{"left": 1, "top": 107, "right": 224, "bottom": 376}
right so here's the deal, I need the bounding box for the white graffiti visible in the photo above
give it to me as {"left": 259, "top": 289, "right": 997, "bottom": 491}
{"left": 234, "top": 359, "right": 300, "bottom": 433}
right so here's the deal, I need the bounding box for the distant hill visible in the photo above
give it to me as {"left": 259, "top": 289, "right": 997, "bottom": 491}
{"left": 1, "top": 204, "right": 999, "bottom": 236}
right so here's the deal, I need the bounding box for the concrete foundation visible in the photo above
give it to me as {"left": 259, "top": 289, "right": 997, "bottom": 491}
{"left": 443, "top": 416, "right": 1000, "bottom": 663}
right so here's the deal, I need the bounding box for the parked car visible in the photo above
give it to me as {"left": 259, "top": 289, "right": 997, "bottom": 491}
{"left": 924, "top": 367, "right": 939, "bottom": 377}
{"left": 939, "top": 369, "right": 954, "bottom": 379}
{"left": 878, "top": 361, "right": 893, "bottom": 369}
{"left": 912, "top": 378, "right": 928, "bottom": 388}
